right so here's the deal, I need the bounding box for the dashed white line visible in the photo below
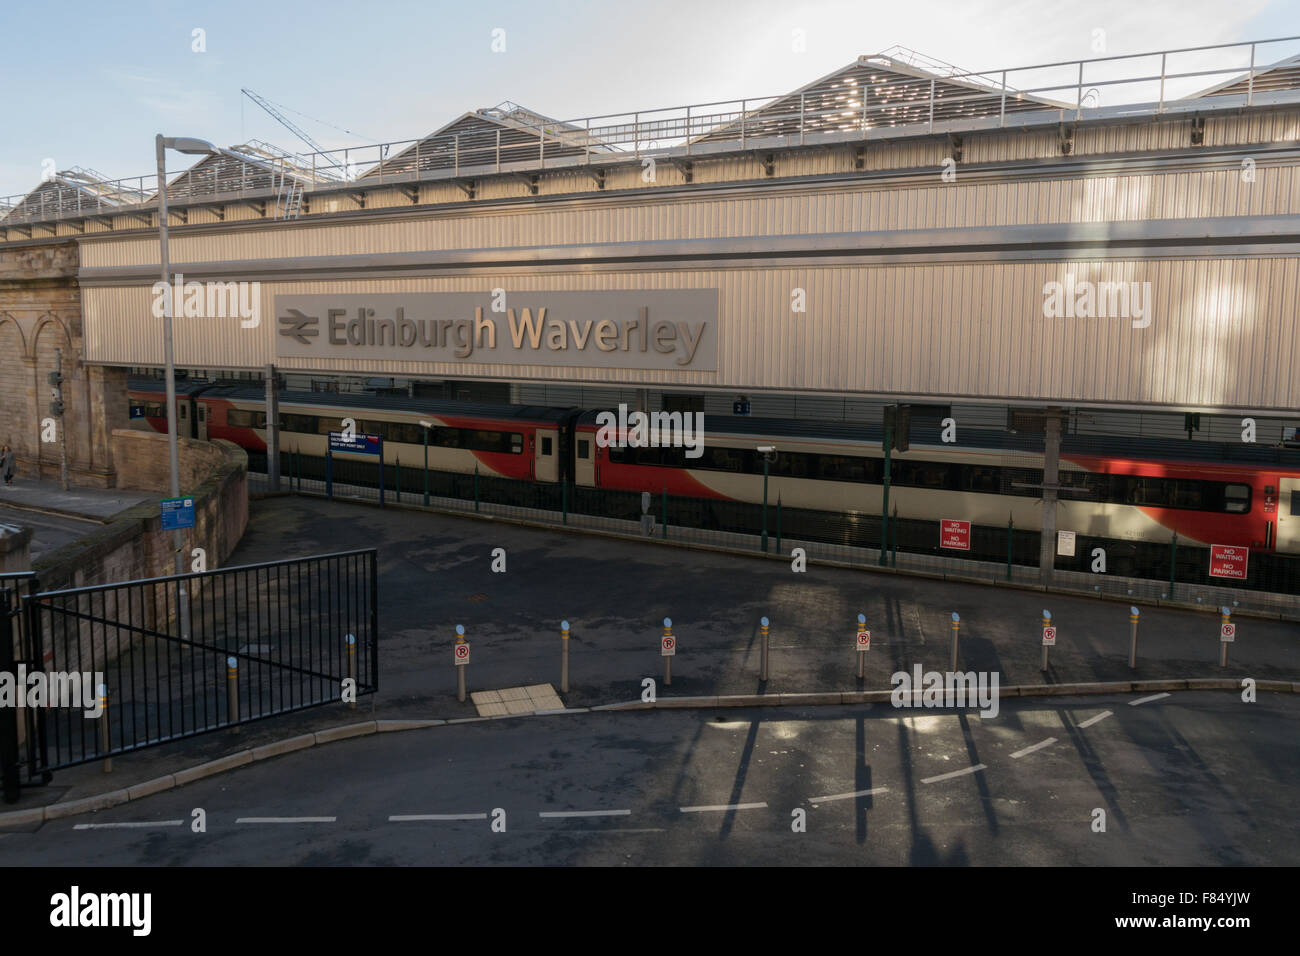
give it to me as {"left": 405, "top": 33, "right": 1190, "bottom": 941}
{"left": 921, "top": 763, "right": 987, "bottom": 784}
{"left": 1130, "top": 693, "right": 1171, "bottom": 707}
{"left": 538, "top": 809, "right": 631, "bottom": 819}
{"left": 808, "top": 786, "right": 890, "bottom": 803}
{"left": 73, "top": 821, "right": 184, "bottom": 830}
{"left": 1078, "top": 710, "right": 1113, "bottom": 728}
{"left": 1010, "top": 737, "right": 1058, "bottom": 759}
{"left": 388, "top": 813, "right": 488, "bottom": 822}
{"left": 236, "top": 816, "right": 336, "bottom": 824}
{"left": 679, "top": 802, "right": 768, "bottom": 813}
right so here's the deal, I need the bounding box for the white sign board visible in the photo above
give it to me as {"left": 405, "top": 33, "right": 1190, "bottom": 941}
{"left": 1056, "top": 531, "right": 1076, "bottom": 557}
{"left": 661, "top": 635, "right": 676, "bottom": 657}
{"left": 1220, "top": 623, "right": 1235, "bottom": 643}
{"left": 454, "top": 642, "right": 471, "bottom": 665}
{"left": 856, "top": 629, "right": 871, "bottom": 650}
{"left": 1042, "top": 626, "right": 1057, "bottom": 646}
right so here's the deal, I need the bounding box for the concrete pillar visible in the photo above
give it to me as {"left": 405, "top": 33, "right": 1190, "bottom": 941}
{"left": 0, "top": 523, "right": 32, "bottom": 573}
{"left": 265, "top": 365, "right": 280, "bottom": 491}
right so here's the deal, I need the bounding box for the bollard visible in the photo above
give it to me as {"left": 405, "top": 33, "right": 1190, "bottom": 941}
{"left": 560, "top": 620, "right": 570, "bottom": 694}
{"left": 950, "top": 613, "right": 960, "bottom": 671}
{"left": 98, "top": 684, "right": 111, "bottom": 774}
{"left": 662, "top": 618, "right": 674, "bottom": 686}
{"left": 760, "top": 616, "right": 770, "bottom": 682}
{"left": 856, "top": 613, "right": 867, "bottom": 678}
{"left": 455, "top": 624, "right": 468, "bottom": 702}
{"left": 1041, "top": 610, "right": 1052, "bottom": 672}
{"left": 227, "top": 656, "right": 240, "bottom": 731}
{"left": 1128, "top": 606, "right": 1140, "bottom": 669}
{"left": 1219, "top": 606, "right": 1233, "bottom": 667}
{"left": 346, "top": 634, "right": 357, "bottom": 710}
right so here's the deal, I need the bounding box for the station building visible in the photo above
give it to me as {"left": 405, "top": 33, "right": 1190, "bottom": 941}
{"left": 3, "top": 40, "right": 1300, "bottom": 488}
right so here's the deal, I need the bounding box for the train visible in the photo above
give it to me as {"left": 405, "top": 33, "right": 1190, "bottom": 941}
{"left": 126, "top": 379, "right": 1300, "bottom": 558}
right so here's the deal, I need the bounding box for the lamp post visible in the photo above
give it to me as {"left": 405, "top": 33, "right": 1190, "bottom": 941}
{"left": 758, "top": 445, "right": 776, "bottom": 553}
{"left": 156, "top": 134, "right": 216, "bottom": 580}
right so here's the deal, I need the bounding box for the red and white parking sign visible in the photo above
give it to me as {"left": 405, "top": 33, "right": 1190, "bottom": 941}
{"left": 940, "top": 519, "right": 971, "bottom": 550}
{"left": 856, "top": 629, "right": 871, "bottom": 650}
{"left": 1209, "top": 545, "right": 1249, "bottom": 580}
{"left": 661, "top": 635, "right": 676, "bottom": 656}
{"left": 1042, "top": 626, "right": 1057, "bottom": 646}
{"left": 1220, "top": 622, "right": 1236, "bottom": 643}
{"left": 454, "top": 642, "right": 471, "bottom": 665}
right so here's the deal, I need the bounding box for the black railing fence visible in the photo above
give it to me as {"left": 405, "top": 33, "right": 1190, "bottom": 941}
{"left": 250, "top": 451, "right": 1300, "bottom": 600}
{"left": 1, "top": 551, "right": 376, "bottom": 795}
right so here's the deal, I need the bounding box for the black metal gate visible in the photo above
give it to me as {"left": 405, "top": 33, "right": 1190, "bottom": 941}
{"left": 1, "top": 550, "right": 377, "bottom": 801}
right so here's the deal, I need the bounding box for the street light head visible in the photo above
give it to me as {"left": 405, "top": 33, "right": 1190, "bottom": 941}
{"left": 163, "top": 136, "right": 217, "bottom": 155}
{"left": 757, "top": 445, "right": 775, "bottom": 453}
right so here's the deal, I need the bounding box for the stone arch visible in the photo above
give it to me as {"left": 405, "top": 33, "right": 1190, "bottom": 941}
{"left": 29, "top": 311, "right": 72, "bottom": 360}
{"left": 32, "top": 312, "right": 83, "bottom": 475}
{"left": 0, "top": 311, "right": 27, "bottom": 355}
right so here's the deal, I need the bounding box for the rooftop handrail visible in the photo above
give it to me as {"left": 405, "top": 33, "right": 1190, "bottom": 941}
{"left": 3, "top": 35, "right": 1298, "bottom": 228}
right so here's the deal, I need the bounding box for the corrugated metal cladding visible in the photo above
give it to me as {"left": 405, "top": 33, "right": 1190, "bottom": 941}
{"left": 83, "top": 257, "right": 1300, "bottom": 410}
{"left": 77, "top": 162, "right": 1300, "bottom": 270}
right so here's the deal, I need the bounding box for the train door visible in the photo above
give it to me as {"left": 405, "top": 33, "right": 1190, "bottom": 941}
{"left": 1276, "top": 477, "right": 1300, "bottom": 554}
{"left": 574, "top": 431, "right": 596, "bottom": 486}
{"left": 177, "top": 399, "right": 192, "bottom": 438}
{"left": 196, "top": 403, "right": 209, "bottom": 441}
{"left": 534, "top": 428, "right": 559, "bottom": 482}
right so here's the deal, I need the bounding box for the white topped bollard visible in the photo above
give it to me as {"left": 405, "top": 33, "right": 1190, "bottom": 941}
{"left": 1219, "top": 607, "right": 1234, "bottom": 667}
{"left": 227, "top": 656, "right": 240, "bottom": 729}
{"left": 98, "top": 683, "right": 111, "bottom": 774}
{"left": 1041, "top": 610, "right": 1054, "bottom": 672}
{"left": 1128, "top": 607, "right": 1140, "bottom": 669}
{"left": 855, "top": 613, "right": 869, "bottom": 678}
{"left": 950, "top": 613, "right": 961, "bottom": 671}
{"left": 345, "top": 634, "right": 357, "bottom": 710}
{"left": 560, "top": 620, "right": 570, "bottom": 694}
{"left": 661, "top": 618, "right": 675, "bottom": 686}
{"left": 454, "top": 624, "right": 470, "bottom": 702}
{"left": 760, "top": 616, "right": 771, "bottom": 682}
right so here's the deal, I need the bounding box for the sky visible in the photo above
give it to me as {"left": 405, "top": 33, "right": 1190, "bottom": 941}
{"left": 1, "top": 0, "right": 1298, "bottom": 198}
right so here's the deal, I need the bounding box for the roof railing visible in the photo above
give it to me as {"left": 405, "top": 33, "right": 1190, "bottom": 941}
{"left": 2, "top": 34, "right": 1298, "bottom": 229}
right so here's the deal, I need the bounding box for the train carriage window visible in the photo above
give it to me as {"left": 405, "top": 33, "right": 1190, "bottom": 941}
{"left": 511, "top": 433, "right": 523, "bottom": 454}
{"left": 1291, "top": 490, "right": 1299, "bottom": 516}
{"left": 1223, "top": 484, "right": 1251, "bottom": 513}
{"left": 577, "top": 440, "right": 590, "bottom": 459}
{"left": 227, "top": 409, "right": 267, "bottom": 428}
{"left": 541, "top": 437, "right": 553, "bottom": 456}
{"left": 280, "top": 414, "right": 317, "bottom": 433}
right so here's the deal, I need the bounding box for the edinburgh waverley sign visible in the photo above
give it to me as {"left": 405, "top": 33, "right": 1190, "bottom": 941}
{"left": 274, "top": 291, "right": 718, "bottom": 371}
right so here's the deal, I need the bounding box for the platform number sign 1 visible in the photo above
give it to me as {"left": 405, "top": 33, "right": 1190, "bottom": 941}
{"left": 1042, "top": 625, "right": 1057, "bottom": 646}
{"left": 454, "top": 642, "right": 471, "bottom": 665}
{"left": 856, "top": 629, "right": 871, "bottom": 650}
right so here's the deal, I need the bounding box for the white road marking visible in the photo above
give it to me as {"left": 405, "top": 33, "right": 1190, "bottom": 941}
{"left": 679, "top": 802, "right": 768, "bottom": 813}
{"left": 236, "top": 816, "right": 336, "bottom": 824}
{"left": 921, "top": 763, "right": 987, "bottom": 784}
{"left": 538, "top": 809, "right": 631, "bottom": 818}
{"left": 1078, "top": 710, "right": 1113, "bottom": 728}
{"left": 808, "top": 786, "right": 890, "bottom": 803}
{"left": 1130, "top": 693, "right": 1171, "bottom": 706}
{"left": 1010, "top": 737, "right": 1058, "bottom": 759}
{"left": 388, "top": 813, "right": 488, "bottom": 822}
{"left": 73, "top": 821, "right": 184, "bottom": 829}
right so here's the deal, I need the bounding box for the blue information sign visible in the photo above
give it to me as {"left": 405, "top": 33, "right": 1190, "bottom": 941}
{"left": 733, "top": 400, "right": 751, "bottom": 416}
{"left": 328, "top": 432, "right": 383, "bottom": 455}
{"left": 160, "top": 496, "right": 196, "bottom": 530}
{"left": 129, "top": 404, "right": 146, "bottom": 419}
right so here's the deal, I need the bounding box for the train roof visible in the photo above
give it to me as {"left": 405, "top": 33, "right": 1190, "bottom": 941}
{"left": 576, "top": 409, "right": 1300, "bottom": 468}
{"left": 128, "top": 378, "right": 578, "bottom": 423}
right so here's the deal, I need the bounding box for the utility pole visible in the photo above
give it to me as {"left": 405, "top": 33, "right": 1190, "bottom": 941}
{"left": 1039, "top": 408, "right": 1063, "bottom": 586}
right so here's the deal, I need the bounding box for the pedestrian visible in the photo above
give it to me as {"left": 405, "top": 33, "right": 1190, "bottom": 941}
{"left": 1, "top": 444, "right": 13, "bottom": 486}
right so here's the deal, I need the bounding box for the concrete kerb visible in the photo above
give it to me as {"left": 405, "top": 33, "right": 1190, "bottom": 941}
{"left": 3, "top": 680, "right": 1293, "bottom": 827}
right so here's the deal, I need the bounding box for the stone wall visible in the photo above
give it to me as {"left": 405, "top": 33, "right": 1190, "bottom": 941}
{"left": 0, "top": 239, "right": 129, "bottom": 488}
